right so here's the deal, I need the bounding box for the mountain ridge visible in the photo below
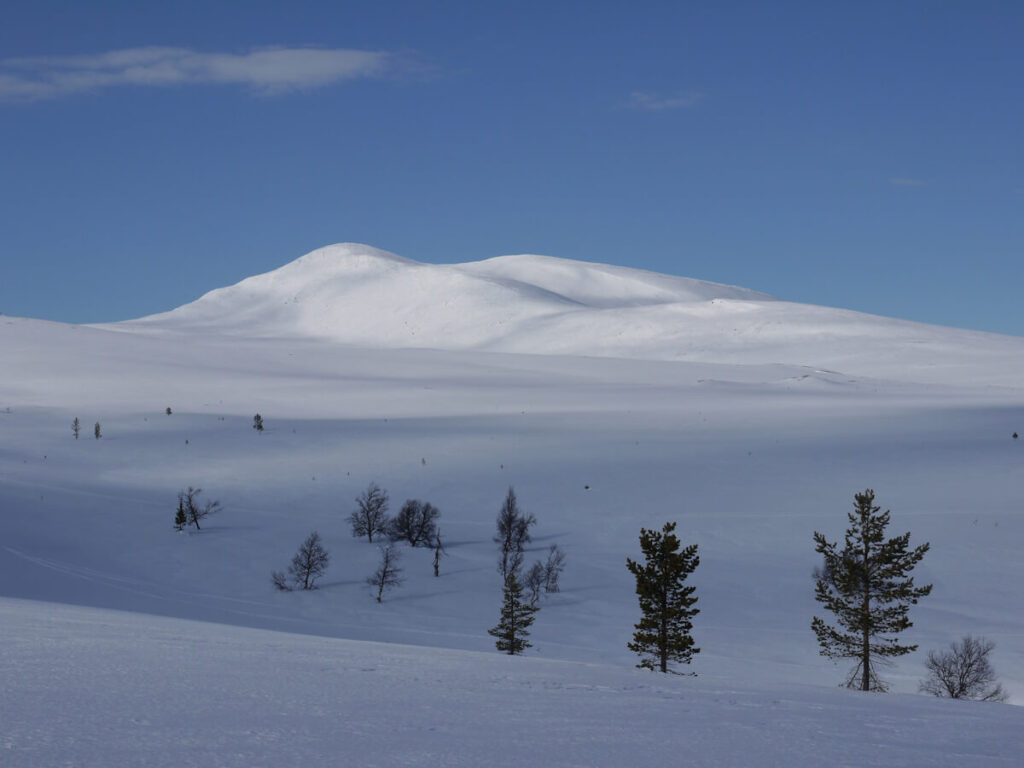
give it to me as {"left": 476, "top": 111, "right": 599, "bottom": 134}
{"left": 103, "top": 242, "right": 1024, "bottom": 386}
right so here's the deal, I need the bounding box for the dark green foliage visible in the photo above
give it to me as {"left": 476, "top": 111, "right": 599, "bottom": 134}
{"left": 253, "top": 413, "right": 264, "bottom": 433}
{"left": 488, "top": 571, "right": 538, "bottom": 655}
{"left": 626, "top": 522, "right": 700, "bottom": 673}
{"left": 93, "top": 421, "right": 101, "bottom": 439}
{"left": 71, "top": 417, "right": 80, "bottom": 439}
{"left": 173, "top": 498, "right": 188, "bottom": 531}
{"left": 811, "top": 489, "right": 932, "bottom": 691}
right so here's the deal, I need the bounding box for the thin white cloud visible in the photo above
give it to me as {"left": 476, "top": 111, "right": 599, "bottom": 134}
{"left": 0, "top": 46, "right": 392, "bottom": 101}
{"left": 889, "top": 177, "right": 927, "bottom": 187}
{"left": 626, "top": 90, "right": 703, "bottom": 111}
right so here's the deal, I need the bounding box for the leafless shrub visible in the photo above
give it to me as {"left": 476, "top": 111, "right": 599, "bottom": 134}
{"left": 920, "top": 635, "right": 1008, "bottom": 702}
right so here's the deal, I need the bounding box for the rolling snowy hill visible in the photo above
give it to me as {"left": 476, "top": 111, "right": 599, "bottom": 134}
{"left": 2, "top": 243, "right": 1023, "bottom": 764}
{"left": 114, "top": 243, "right": 1024, "bottom": 385}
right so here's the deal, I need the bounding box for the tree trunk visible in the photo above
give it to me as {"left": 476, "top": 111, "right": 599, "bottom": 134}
{"left": 860, "top": 547, "right": 871, "bottom": 691}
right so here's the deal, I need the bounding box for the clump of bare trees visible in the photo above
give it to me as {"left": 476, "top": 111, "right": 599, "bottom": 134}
{"left": 920, "top": 635, "right": 1008, "bottom": 702}
{"left": 524, "top": 544, "right": 567, "bottom": 605}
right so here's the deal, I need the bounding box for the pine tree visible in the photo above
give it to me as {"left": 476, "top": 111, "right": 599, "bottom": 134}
{"left": 253, "top": 413, "right": 264, "bottom": 433}
{"left": 173, "top": 498, "right": 188, "bottom": 531}
{"left": 93, "top": 421, "right": 102, "bottom": 439}
{"left": 71, "top": 417, "right": 80, "bottom": 439}
{"left": 626, "top": 522, "right": 699, "bottom": 673}
{"left": 811, "top": 489, "right": 932, "bottom": 692}
{"left": 488, "top": 571, "right": 538, "bottom": 655}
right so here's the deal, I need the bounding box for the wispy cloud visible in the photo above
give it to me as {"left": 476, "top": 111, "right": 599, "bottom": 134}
{"left": 625, "top": 90, "right": 702, "bottom": 111}
{"left": 0, "top": 46, "right": 392, "bottom": 101}
{"left": 889, "top": 177, "right": 927, "bottom": 187}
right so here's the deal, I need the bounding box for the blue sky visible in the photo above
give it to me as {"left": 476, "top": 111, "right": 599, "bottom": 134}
{"left": 1, "top": 1, "right": 1022, "bottom": 335}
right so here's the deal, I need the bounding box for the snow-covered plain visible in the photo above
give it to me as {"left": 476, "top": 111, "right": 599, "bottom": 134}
{"left": 2, "top": 243, "right": 1023, "bottom": 764}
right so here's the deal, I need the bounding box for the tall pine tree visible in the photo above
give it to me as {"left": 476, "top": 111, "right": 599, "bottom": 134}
{"left": 626, "top": 522, "right": 699, "bottom": 673}
{"left": 488, "top": 571, "right": 538, "bottom": 655}
{"left": 811, "top": 489, "right": 932, "bottom": 691}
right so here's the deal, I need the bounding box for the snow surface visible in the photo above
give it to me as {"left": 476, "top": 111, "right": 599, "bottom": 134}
{"left": 114, "top": 243, "right": 1024, "bottom": 385}
{"left": 2, "top": 242, "right": 1023, "bottom": 764}
{"left": 3, "top": 597, "right": 1021, "bottom": 768}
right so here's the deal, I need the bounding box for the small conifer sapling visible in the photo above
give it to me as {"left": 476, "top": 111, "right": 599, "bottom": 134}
{"left": 488, "top": 571, "right": 538, "bottom": 655}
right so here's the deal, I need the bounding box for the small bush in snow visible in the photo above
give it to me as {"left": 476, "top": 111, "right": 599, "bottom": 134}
{"left": 920, "top": 635, "right": 1008, "bottom": 702}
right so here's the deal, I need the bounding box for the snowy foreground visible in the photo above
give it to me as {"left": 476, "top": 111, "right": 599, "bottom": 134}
{"left": 3, "top": 597, "right": 1021, "bottom": 768}
{"left": 2, "top": 243, "right": 1024, "bottom": 764}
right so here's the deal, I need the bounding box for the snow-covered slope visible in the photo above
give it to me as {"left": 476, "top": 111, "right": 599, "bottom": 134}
{"left": 2, "top": 244, "right": 1023, "bottom": 763}
{"left": 112, "top": 243, "right": 1024, "bottom": 386}
{"left": 120, "top": 243, "right": 774, "bottom": 351}
{"left": 4, "top": 598, "right": 1020, "bottom": 768}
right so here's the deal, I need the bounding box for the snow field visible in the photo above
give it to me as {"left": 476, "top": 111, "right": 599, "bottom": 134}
{"left": 2, "top": 243, "right": 1024, "bottom": 765}
{"left": 2, "top": 597, "right": 1021, "bottom": 768}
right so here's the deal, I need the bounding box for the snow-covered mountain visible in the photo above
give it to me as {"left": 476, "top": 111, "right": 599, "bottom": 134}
{"left": 113, "top": 242, "right": 1024, "bottom": 385}
{"left": 119, "top": 242, "right": 773, "bottom": 345}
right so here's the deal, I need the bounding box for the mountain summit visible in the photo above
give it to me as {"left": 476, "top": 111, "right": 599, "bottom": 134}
{"left": 122, "top": 242, "right": 772, "bottom": 347}
{"left": 116, "top": 242, "right": 1024, "bottom": 383}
